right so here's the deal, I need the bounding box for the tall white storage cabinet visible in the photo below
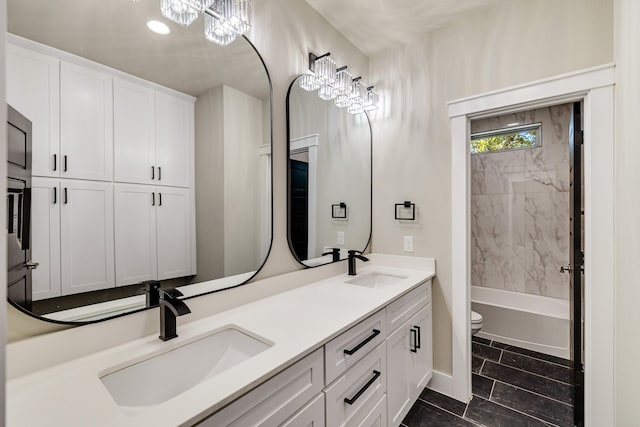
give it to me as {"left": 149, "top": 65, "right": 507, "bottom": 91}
{"left": 60, "top": 61, "right": 113, "bottom": 182}
{"left": 6, "top": 43, "right": 59, "bottom": 178}
{"left": 155, "top": 92, "right": 191, "bottom": 188}
{"left": 113, "top": 79, "right": 156, "bottom": 185}
{"left": 156, "top": 187, "right": 192, "bottom": 280}
{"left": 114, "top": 184, "right": 158, "bottom": 286}
{"left": 60, "top": 180, "right": 115, "bottom": 295}
{"left": 30, "top": 178, "right": 61, "bottom": 301}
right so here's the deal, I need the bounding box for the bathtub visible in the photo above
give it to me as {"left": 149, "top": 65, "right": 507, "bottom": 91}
{"left": 471, "top": 286, "right": 570, "bottom": 359}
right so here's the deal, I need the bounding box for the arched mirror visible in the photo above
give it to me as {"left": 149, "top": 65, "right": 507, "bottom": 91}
{"left": 287, "top": 75, "right": 371, "bottom": 267}
{"left": 6, "top": 0, "right": 272, "bottom": 323}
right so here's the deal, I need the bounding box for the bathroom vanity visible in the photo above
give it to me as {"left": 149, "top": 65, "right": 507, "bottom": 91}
{"left": 7, "top": 255, "right": 435, "bottom": 426}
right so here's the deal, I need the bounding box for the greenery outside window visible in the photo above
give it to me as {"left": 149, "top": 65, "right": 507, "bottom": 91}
{"left": 470, "top": 123, "right": 542, "bottom": 154}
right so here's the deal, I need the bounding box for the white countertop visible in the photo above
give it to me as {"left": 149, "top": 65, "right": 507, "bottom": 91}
{"left": 7, "top": 258, "right": 435, "bottom": 426}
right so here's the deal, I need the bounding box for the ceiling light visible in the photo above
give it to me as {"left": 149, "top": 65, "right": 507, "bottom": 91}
{"left": 159, "top": 0, "right": 253, "bottom": 46}
{"left": 146, "top": 20, "right": 171, "bottom": 35}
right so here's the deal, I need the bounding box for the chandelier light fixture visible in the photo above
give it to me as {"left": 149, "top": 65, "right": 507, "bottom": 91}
{"left": 299, "top": 52, "right": 379, "bottom": 114}
{"left": 160, "top": 0, "right": 252, "bottom": 46}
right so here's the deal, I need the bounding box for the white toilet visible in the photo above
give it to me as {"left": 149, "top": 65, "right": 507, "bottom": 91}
{"left": 471, "top": 311, "right": 483, "bottom": 335}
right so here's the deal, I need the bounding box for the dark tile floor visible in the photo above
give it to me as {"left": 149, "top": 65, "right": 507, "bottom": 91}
{"left": 401, "top": 336, "right": 575, "bottom": 427}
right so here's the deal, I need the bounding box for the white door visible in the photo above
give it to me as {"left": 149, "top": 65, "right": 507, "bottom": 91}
{"left": 410, "top": 305, "right": 433, "bottom": 396}
{"left": 156, "top": 187, "right": 191, "bottom": 280}
{"left": 30, "top": 178, "right": 61, "bottom": 300}
{"left": 60, "top": 61, "right": 113, "bottom": 181}
{"left": 7, "top": 43, "right": 60, "bottom": 177}
{"left": 60, "top": 180, "right": 114, "bottom": 295}
{"left": 386, "top": 321, "right": 414, "bottom": 427}
{"left": 113, "top": 79, "right": 155, "bottom": 184}
{"left": 155, "top": 93, "right": 191, "bottom": 188}
{"left": 114, "top": 184, "right": 157, "bottom": 286}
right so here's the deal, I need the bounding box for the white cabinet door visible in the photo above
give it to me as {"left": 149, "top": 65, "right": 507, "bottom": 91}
{"left": 155, "top": 92, "right": 191, "bottom": 188}
{"left": 7, "top": 43, "right": 60, "bottom": 177}
{"left": 280, "top": 393, "right": 325, "bottom": 427}
{"left": 114, "top": 184, "right": 157, "bottom": 286}
{"left": 113, "top": 79, "right": 155, "bottom": 184}
{"left": 156, "top": 187, "right": 191, "bottom": 280}
{"left": 60, "top": 180, "right": 114, "bottom": 295}
{"left": 30, "top": 178, "right": 61, "bottom": 300}
{"left": 386, "top": 322, "right": 413, "bottom": 427}
{"left": 60, "top": 61, "right": 113, "bottom": 181}
{"left": 410, "top": 304, "right": 433, "bottom": 396}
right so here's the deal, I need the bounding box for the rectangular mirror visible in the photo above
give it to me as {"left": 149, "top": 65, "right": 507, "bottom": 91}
{"left": 287, "top": 74, "right": 371, "bottom": 267}
{"left": 6, "top": 0, "right": 272, "bottom": 323}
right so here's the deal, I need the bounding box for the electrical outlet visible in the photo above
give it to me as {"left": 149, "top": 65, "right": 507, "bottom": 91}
{"left": 403, "top": 235, "right": 414, "bottom": 252}
{"left": 337, "top": 231, "right": 345, "bottom": 245}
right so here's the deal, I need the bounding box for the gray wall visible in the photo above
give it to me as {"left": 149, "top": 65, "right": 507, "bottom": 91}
{"left": 470, "top": 104, "right": 571, "bottom": 300}
{"left": 368, "top": 0, "right": 612, "bottom": 374}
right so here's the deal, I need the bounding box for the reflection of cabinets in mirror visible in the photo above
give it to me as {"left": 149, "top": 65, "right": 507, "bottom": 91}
{"left": 7, "top": 38, "right": 194, "bottom": 187}
{"left": 114, "top": 185, "right": 193, "bottom": 286}
{"left": 114, "top": 80, "right": 192, "bottom": 188}
{"left": 31, "top": 178, "right": 115, "bottom": 299}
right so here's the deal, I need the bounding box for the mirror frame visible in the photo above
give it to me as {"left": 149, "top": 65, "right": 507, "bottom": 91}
{"left": 8, "top": 35, "right": 274, "bottom": 326}
{"left": 286, "top": 75, "right": 372, "bottom": 268}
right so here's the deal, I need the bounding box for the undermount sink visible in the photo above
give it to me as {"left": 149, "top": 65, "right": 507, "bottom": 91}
{"left": 345, "top": 272, "right": 407, "bottom": 288}
{"left": 100, "top": 327, "right": 272, "bottom": 409}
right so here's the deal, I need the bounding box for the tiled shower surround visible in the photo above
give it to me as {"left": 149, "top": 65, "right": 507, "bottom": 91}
{"left": 470, "top": 104, "right": 571, "bottom": 300}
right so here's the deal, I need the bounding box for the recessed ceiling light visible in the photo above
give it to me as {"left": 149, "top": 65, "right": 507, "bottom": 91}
{"left": 507, "top": 122, "right": 520, "bottom": 127}
{"left": 147, "top": 20, "right": 170, "bottom": 35}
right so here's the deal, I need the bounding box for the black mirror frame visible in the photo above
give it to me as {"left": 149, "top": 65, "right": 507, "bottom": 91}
{"left": 8, "top": 35, "right": 274, "bottom": 326}
{"left": 285, "top": 75, "right": 372, "bottom": 268}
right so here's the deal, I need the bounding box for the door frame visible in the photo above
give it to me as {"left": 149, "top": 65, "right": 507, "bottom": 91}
{"left": 448, "top": 64, "right": 614, "bottom": 427}
{"left": 290, "top": 134, "right": 319, "bottom": 259}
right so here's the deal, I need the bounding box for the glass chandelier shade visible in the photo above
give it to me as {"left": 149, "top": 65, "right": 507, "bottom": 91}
{"left": 161, "top": 0, "right": 199, "bottom": 26}
{"left": 315, "top": 55, "right": 337, "bottom": 86}
{"left": 364, "top": 87, "right": 379, "bottom": 111}
{"left": 299, "top": 74, "right": 321, "bottom": 92}
{"left": 159, "top": 0, "right": 253, "bottom": 46}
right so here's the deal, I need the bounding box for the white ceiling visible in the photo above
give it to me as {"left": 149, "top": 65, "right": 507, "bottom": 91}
{"left": 8, "top": 0, "right": 269, "bottom": 99}
{"left": 305, "top": 0, "right": 506, "bottom": 56}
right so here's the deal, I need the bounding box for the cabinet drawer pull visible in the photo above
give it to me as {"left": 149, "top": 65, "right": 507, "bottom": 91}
{"left": 344, "top": 370, "right": 381, "bottom": 405}
{"left": 152, "top": 166, "right": 155, "bottom": 180}
{"left": 64, "top": 188, "right": 68, "bottom": 204}
{"left": 159, "top": 192, "right": 162, "bottom": 206}
{"left": 53, "top": 187, "right": 57, "bottom": 205}
{"left": 415, "top": 325, "right": 421, "bottom": 349}
{"left": 158, "top": 166, "right": 162, "bottom": 181}
{"left": 53, "top": 154, "right": 57, "bottom": 171}
{"left": 152, "top": 192, "right": 155, "bottom": 206}
{"left": 63, "top": 155, "right": 68, "bottom": 172}
{"left": 410, "top": 328, "right": 417, "bottom": 353}
{"left": 343, "top": 329, "right": 380, "bottom": 356}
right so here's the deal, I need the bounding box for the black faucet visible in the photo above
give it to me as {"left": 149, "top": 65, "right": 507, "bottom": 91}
{"left": 158, "top": 288, "right": 191, "bottom": 341}
{"left": 142, "top": 280, "right": 161, "bottom": 307}
{"left": 348, "top": 250, "right": 369, "bottom": 275}
{"left": 322, "top": 247, "right": 341, "bottom": 262}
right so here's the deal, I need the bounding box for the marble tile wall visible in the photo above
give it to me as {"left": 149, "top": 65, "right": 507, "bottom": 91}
{"left": 470, "top": 104, "right": 571, "bottom": 300}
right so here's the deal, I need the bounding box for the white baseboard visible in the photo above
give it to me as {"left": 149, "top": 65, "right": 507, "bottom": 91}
{"left": 427, "top": 370, "right": 455, "bottom": 399}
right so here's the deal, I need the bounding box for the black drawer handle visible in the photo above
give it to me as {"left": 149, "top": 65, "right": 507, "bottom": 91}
{"left": 64, "top": 155, "right": 68, "bottom": 172}
{"left": 151, "top": 166, "right": 155, "bottom": 180}
{"left": 410, "top": 328, "right": 417, "bottom": 353}
{"left": 415, "top": 325, "right": 421, "bottom": 349}
{"left": 53, "top": 187, "right": 57, "bottom": 205}
{"left": 152, "top": 192, "right": 155, "bottom": 206}
{"left": 344, "top": 370, "right": 381, "bottom": 405}
{"left": 158, "top": 166, "right": 161, "bottom": 181}
{"left": 64, "top": 188, "right": 68, "bottom": 204}
{"left": 344, "top": 329, "right": 380, "bottom": 356}
{"left": 53, "top": 154, "right": 57, "bottom": 171}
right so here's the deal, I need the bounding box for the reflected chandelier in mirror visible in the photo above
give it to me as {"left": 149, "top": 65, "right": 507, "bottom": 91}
{"left": 6, "top": 0, "right": 272, "bottom": 324}
{"left": 286, "top": 74, "right": 372, "bottom": 268}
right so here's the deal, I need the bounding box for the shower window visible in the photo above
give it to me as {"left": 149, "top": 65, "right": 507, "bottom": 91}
{"left": 470, "top": 123, "right": 541, "bottom": 154}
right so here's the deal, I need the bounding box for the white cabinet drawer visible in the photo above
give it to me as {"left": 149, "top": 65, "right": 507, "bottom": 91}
{"left": 385, "top": 281, "right": 431, "bottom": 334}
{"left": 280, "top": 393, "right": 325, "bottom": 427}
{"left": 197, "top": 348, "right": 324, "bottom": 426}
{"left": 356, "top": 394, "right": 387, "bottom": 427}
{"left": 324, "top": 342, "right": 387, "bottom": 427}
{"left": 325, "top": 309, "right": 386, "bottom": 384}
